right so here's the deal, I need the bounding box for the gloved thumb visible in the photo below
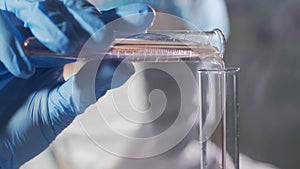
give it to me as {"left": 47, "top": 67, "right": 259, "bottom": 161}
{"left": 48, "top": 59, "right": 134, "bottom": 117}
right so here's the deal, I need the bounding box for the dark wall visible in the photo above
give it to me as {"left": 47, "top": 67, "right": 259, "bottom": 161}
{"left": 225, "top": 1, "right": 300, "bottom": 169}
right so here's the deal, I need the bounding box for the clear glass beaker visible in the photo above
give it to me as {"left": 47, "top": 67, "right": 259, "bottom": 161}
{"left": 198, "top": 68, "right": 240, "bottom": 169}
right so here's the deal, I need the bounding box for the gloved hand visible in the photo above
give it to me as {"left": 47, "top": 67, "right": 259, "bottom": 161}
{"left": 0, "top": 1, "right": 155, "bottom": 168}
{"left": 93, "top": 0, "right": 230, "bottom": 38}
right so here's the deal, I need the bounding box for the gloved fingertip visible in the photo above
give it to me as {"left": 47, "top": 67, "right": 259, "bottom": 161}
{"left": 102, "top": 3, "right": 155, "bottom": 25}
{"left": 104, "top": 3, "right": 156, "bottom": 37}
{"left": 116, "top": 3, "right": 156, "bottom": 28}
{"left": 135, "top": 3, "right": 156, "bottom": 28}
{"left": 138, "top": 3, "right": 156, "bottom": 15}
{"left": 114, "top": 3, "right": 155, "bottom": 16}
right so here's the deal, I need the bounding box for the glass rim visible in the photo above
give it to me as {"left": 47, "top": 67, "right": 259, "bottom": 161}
{"left": 198, "top": 67, "right": 240, "bottom": 73}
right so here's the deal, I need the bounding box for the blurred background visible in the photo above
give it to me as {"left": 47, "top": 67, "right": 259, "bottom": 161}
{"left": 225, "top": 0, "right": 300, "bottom": 169}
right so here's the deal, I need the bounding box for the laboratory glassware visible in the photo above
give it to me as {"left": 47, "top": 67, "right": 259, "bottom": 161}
{"left": 22, "top": 29, "right": 239, "bottom": 169}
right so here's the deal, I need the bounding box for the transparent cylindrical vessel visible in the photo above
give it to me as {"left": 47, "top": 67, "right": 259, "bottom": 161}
{"left": 198, "top": 68, "right": 239, "bottom": 169}
{"left": 22, "top": 29, "right": 225, "bottom": 63}
{"left": 22, "top": 30, "right": 240, "bottom": 169}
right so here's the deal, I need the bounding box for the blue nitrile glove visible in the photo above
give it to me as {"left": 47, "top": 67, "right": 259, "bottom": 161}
{"left": 0, "top": 1, "right": 155, "bottom": 168}
{"left": 0, "top": 1, "right": 154, "bottom": 75}
{"left": 95, "top": 0, "right": 230, "bottom": 38}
